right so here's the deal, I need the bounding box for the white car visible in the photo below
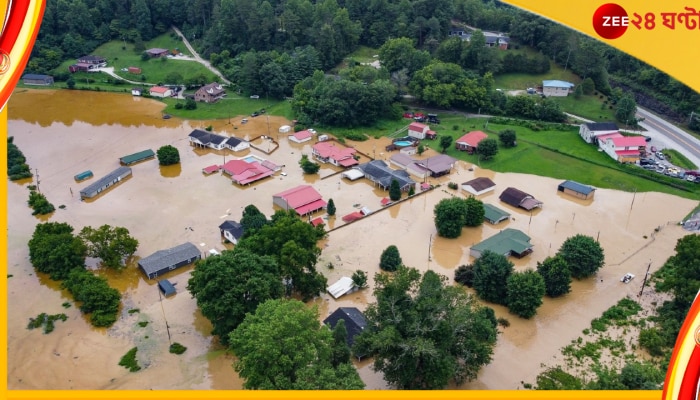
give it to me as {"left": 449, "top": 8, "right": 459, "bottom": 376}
{"left": 280, "top": 172, "right": 287, "bottom": 176}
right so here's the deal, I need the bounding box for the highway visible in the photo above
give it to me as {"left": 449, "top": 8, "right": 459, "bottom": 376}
{"left": 636, "top": 107, "right": 700, "bottom": 168}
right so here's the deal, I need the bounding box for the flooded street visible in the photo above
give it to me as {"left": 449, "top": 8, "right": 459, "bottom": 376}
{"left": 6, "top": 89, "right": 698, "bottom": 390}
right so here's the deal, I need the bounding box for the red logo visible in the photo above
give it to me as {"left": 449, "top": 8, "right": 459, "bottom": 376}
{"left": 593, "top": 3, "right": 629, "bottom": 39}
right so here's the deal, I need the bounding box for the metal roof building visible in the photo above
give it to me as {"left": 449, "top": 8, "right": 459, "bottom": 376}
{"left": 119, "top": 149, "right": 155, "bottom": 165}
{"left": 483, "top": 203, "right": 511, "bottom": 224}
{"left": 558, "top": 180, "right": 596, "bottom": 200}
{"left": 79, "top": 166, "right": 132, "bottom": 199}
{"left": 470, "top": 228, "right": 533, "bottom": 259}
{"left": 138, "top": 242, "right": 201, "bottom": 279}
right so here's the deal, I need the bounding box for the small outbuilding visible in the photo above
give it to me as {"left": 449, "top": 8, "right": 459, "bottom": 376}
{"left": 74, "top": 170, "right": 93, "bottom": 182}
{"left": 279, "top": 125, "right": 291, "bottom": 134}
{"left": 542, "top": 80, "right": 575, "bottom": 97}
{"left": 158, "top": 279, "right": 176, "bottom": 297}
{"left": 483, "top": 203, "right": 511, "bottom": 224}
{"left": 462, "top": 177, "right": 496, "bottom": 196}
{"left": 22, "top": 74, "right": 54, "bottom": 85}
{"left": 138, "top": 242, "right": 201, "bottom": 280}
{"left": 327, "top": 276, "right": 356, "bottom": 299}
{"left": 470, "top": 228, "right": 533, "bottom": 259}
{"left": 79, "top": 166, "right": 132, "bottom": 199}
{"left": 219, "top": 220, "right": 245, "bottom": 244}
{"left": 499, "top": 187, "right": 543, "bottom": 211}
{"left": 558, "top": 180, "right": 596, "bottom": 200}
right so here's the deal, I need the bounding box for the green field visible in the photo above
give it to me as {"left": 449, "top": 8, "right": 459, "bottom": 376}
{"left": 662, "top": 149, "right": 698, "bottom": 170}
{"left": 160, "top": 96, "right": 294, "bottom": 121}
{"left": 549, "top": 94, "right": 617, "bottom": 122}
{"left": 494, "top": 61, "right": 581, "bottom": 91}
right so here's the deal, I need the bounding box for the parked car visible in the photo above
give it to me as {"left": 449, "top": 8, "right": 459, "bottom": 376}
{"left": 687, "top": 175, "right": 696, "bottom": 182}
{"left": 640, "top": 158, "right": 655, "bottom": 166}
{"left": 650, "top": 146, "right": 657, "bottom": 153}
{"left": 251, "top": 111, "right": 259, "bottom": 117}
{"left": 644, "top": 136, "right": 652, "bottom": 142}
{"left": 656, "top": 151, "right": 665, "bottom": 160}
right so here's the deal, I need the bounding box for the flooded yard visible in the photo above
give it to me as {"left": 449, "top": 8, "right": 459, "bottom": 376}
{"left": 6, "top": 89, "right": 697, "bottom": 390}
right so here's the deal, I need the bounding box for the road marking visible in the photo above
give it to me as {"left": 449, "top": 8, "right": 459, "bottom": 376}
{"left": 640, "top": 113, "right": 700, "bottom": 159}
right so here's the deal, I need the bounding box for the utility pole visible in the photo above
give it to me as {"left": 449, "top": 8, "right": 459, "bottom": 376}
{"left": 638, "top": 261, "right": 652, "bottom": 297}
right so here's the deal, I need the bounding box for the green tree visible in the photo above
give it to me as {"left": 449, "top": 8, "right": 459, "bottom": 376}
{"left": 326, "top": 198, "right": 336, "bottom": 216}
{"left": 506, "top": 270, "right": 546, "bottom": 319}
{"left": 239, "top": 210, "right": 327, "bottom": 301}
{"left": 27, "top": 189, "right": 55, "bottom": 215}
{"left": 535, "top": 367, "right": 584, "bottom": 390}
{"left": 78, "top": 225, "right": 138, "bottom": 269}
{"left": 536, "top": 256, "right": 572, "bottom": 297}
{"left": 454, "top": 264, "right": 474, "bottom": 287}
{"left": 472, "top": 250, "right": 514, "bottom": 305}
{"left": 66, "top": 76, "right": 76, "bottom": 89}
{"left": 433, "top": 197, "right": 467, "bottom": 238}
{"left": 187, "top": 248, "right": 284, "bottom": 344}
{"left": 408, "top": 185, "right": 416, "bottom": 196}
{"left": 351, "top": 269, "right": 368, "bottom": 289}
{"left": 62, "top": 268, "right": 121, "bottom": 327}
{"left": 184, "top": 98, "right": 197, "bottom": 110}
{"left": 299, "top": 155, "right": 320, "bottom": 174}
{"left": 354, "top": 267, "right": 498, "bottom": 389}
{"left": 156, "top": 145, "right": 180, "bottom": 165}
{"left": 581, "top": 77, "right": 595, "bottom": 95}
{"left": 389, "top": 178, "right": 401, "bottom": 201}
{"left": 557, "top": 234, "right": 605, "bottom": 279}
{"left": 619, "top": 361, "right": 664, "bottom": 389}
{"left": 616, "top": 93, "right": 638, "bottom": 125}
{"left": 498, "top": 129, "right": 517, "bottom": 148}
{"left": 476, "top": 138, "right": 499, "bottom": 160}
{"left": 417, "top": 144, "right": 426, "bottom": 155}
{"left": 229, "top": 299, "right": 364, "bottom": 389}
{"left": 379, "top": 245, "right": 402, "bottom": 272}
{"left": 464, "top": 196, "right": 485, "bottom": 227}
{"left": 240, "top": 204, "right": 268, "bottom": 236}
{"left": 28, "top": 222, "right": 87, "bottom": 280}
{"left": 330, "top": 319, "right": 352, "bottom": 367}
{"left": 439, "top": 135, "right": 453, "bottom": 153}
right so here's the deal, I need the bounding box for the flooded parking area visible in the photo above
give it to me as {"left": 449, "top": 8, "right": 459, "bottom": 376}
{"left": 6, "top": 89, "right": 698, "bottom": 390}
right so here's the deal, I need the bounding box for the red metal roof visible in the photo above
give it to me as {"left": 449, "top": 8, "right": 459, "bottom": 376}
{"left": 222, "top": 160, "right": 274, "bottom": 185}
{"left": 295, "top": 199, "right": 328, "bottom": 215}
{"left": 342, "top": 211, "right": 364, "bottom": 222}
{"left": 293, "top": 130, "right": 313, "bottom": 140}
{"left": 409, "top": 122, "right": 428, "bottom": 132}
{"left": 202, "top": 165, "right": 220, "bottom": 174}
{"left": 274, "top": 185, "right": 325, "bottom": 211}
{"left": 596, "top": 132, "right": 622, "bottom": 142}
{"left": 312, "top": 142, "right": 357, "bottom": 164}
{"left": 612, "top": 136, "right": 647, "bottom": 148}
{"left": 310, "top": 217, "right": 324, "bottom": 227}
{"left": 338, "top": 158, "right": 359, "bottom": 167}
{"left": 456, "top": 131, "right": 488, "bottom": 147}
{"left": 150, "top": 86, "right": 170, "bottom": 94}
{"left": 615, "top": 150, "right": 641, "bottom": 156}
{"left": 381, "top": 197, "right": 391, "bottom": 206}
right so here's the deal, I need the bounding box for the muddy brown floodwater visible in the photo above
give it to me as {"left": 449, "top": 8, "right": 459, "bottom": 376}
{"left": 6, "top": 89, "right": 698, "bottom": 390}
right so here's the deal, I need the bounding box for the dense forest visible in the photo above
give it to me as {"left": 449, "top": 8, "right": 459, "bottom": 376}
{"left": 27, "top": 0, "right": 700, "bottom": 128}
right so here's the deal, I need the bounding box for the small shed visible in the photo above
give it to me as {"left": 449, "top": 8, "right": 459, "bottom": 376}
{"left": 79, "top": 167, "right": 132, "bottom": 199}
{"left": 119, "top": 149, "right": 155, "bottom": 165}
{"left": 138, "top": 242, "right": 201, "bottom": 279}
{"left": 128, "top": 66, "right": 142, "bottom": 74}
{"left": 279, "top": 125, "right": 291, "bottom": 134}
{"left": 462, "top": 177, "right": 496, "bottom": 196}
{"left": 219, "top": 220, "right": 245, "bottom": 244}
{"left": 483, "top": 203, "right": 511, "bottom": 224}
{"left": 22, "top": 74, "right": 54, "bottom": 85}
{"left": 558, "top": 180, "right": 596, "bottom": 200}
{"left": 158, "top": 279, "right": 176, "bottom": 297}
{"left": 327, "top": 277, "right": 356, "bottom": 299}
{"left": 74, "top": 170, "right": 93, "bottom": 182}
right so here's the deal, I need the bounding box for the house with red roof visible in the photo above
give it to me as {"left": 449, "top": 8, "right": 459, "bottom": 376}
{"left": 455, "top": 131, "right": 488, "bottom": 153}
{"left": 273, "top": 185, "right": 327, "bottom": 216}
{"left": 312, "top": 142, "right": 358, "bottom": 167}
{"left": 221, "top": 159, "right": 275, "bottom": 185}
{"left": 408, "top": 122, "right": 437, "bottom": 140}
{"left": 149, "top": 86, "right": 173, "bottom": 98}
{"left": 599, "top": 134, "right": 647, "bottom": 163}
{"left": 289, "top": 130, "right": 313, "bottom": 143}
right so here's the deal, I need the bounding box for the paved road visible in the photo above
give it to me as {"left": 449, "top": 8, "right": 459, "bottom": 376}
{"left": 171, "top": 26, "right": 232, "bottom": 85}
{"left": 636, "top": 107, "right": 700, "bottom": 168}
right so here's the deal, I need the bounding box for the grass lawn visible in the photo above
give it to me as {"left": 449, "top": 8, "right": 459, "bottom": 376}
{"left": 345, "top": 46, "right": 380, "bottom": 63}
{"left": 161, "top": 96, "right": 292, "bottom": 120}
{"left": 662, "top": 149, "right": 698, "bottom": 170}
{"left": 549, "top": 94, "right": 617, "bottom": 122}
{"left": 494, "top": 61, "right": 581, "bottom": 90}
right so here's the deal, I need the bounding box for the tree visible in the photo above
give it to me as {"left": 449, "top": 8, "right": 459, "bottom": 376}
{"left": 330, "top": 319, "right": 352, "bottom": 367}
{"left": 240, "top": 204, "right": 268, "bottom": 236}
{"left": 498, "top": 129, "right": 517, "bottom": 148}
{"left": 229, "top": 299, "right": 364, "bottom": 389}
{"left": 454, "top": 264, "right": 474, "bottom": 287}
{"left": 326, "top": 198, "right": 336, "bottom": 216}
{"left": 619, "top": 361, "right": 664, "bottom": 389}
{"left": 464, "top": 196, "right": 485, "bottom": 227}
{"left": 299, "top": 155, "right": 320, "bottom": 174}
{"left": 557, "top": 234, "right": 605, "bottom": 279}
{"left": 616, "top": 93, "right": 638, "bottom": 126}
{"left": 66, "top": 76, "right": 75, "bottom": 89}
{"left": 187, "top": 248, "right": 284, "bottom": 344}
{"left": 581, "top": 77, "right": 595, "bottom": 95}
{"left": 389, "top": 178, "right": 401, "bottom": 201}
{"left": 156, "top": 145, "right": 180, "bottom": 165}
{"left": 62, "top": 268, "right": 121, "bottom": 327}
{"left": 238, "top": 210, "right": 327, "bottom": 301}
{"left": 506, "top": 270, "right": 546, "bottom": 319}
{"left": 536, "top": 256, "right": 572, "bottom": 297}
{"left": 417, "top": 144, "right": 426, "bottom": 155}
{"left": 472, "top": 250, "right": 514, "bottom": 305}
{"left": 439, "top": 135, "right": 453, "bottom": 153}
{"left": 184, "top": 98, "right": 197, "bottom": 110}
{"left": 354, "top": 267, "right": 498, "bottom": 389}
{"left": 433, "top": 197, "right": 467, "bottom": 238}
{"left": 78, "top": 225, "right": 139, "bottom": 269}
{"left": 351, "top": 269, "right": 368, "bottom": 289}
{"left": 476, "top": 138, "right": 498, "bottom": 160}
{"left": 28, "top": 222, "right": 87, "bottom": 280}
{"left": 655, "top": 234, "right": 700, "bottom": 310}
{"left": 379, "top": 245, "right": 402, "bottom": 272}
{"left": 408, "top": 185, "right": 415, "bottom": 196}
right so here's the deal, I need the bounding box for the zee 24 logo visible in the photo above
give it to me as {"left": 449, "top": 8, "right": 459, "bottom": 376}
{"left": 593, "top": 3, "right": 700, "bottom": 39}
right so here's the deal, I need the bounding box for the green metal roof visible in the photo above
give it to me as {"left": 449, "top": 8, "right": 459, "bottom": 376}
{"left": 120, "top": 149, "right": 155, "bottom": 165}
{"left": 483, "top": 203, "right": 510, "bottom": 224}
{"left": 471, "top": 228, "right": 532, "bottom": 256}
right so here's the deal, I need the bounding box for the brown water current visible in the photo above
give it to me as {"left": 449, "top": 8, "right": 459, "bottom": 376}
{"left": 6, "top": 89, "right": 697, "bottom": 390}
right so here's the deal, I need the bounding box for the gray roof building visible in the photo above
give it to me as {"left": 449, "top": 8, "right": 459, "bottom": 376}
{"left": 355, "top": 160, "right": 416, "bottom": 191}
{"left": 323, "top": 307, "right": 368, "bottom": 358}
{"left": 138, "top": 242, "right": 201, "bottom": 279}
{"left": 79, "top": 166, "right": 132, "bottom": 199}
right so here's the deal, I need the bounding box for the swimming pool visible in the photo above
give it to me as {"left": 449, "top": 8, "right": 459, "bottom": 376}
{"left": 243, "top": 156, "right": 258, "bottom": 163}
{"left": 394, "top": 141, "right": 413, "bottom": 147}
